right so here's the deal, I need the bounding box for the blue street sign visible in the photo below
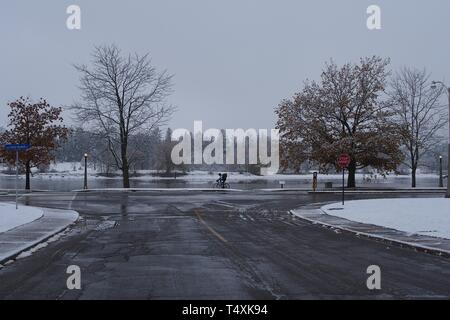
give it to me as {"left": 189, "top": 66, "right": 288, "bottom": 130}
{"left": 4, "top": 144, "right": 30, "bottom": 151}
{"left": 4, "top": 144, "right": 30, "bottom": 210}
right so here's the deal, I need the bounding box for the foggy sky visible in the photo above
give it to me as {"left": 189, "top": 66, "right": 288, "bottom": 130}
{"left": 1, "top": 0, "right": 450, "bottom": 131}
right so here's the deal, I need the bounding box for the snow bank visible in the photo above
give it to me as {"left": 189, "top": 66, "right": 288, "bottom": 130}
{"left": 0, "top": 203, "right": 43, "bottom": 233}
{"left": 322, "top": 198, "right": 450, "bottom": 239}
{"left": 1, "top": 161, "right": 439, "bottom": 183}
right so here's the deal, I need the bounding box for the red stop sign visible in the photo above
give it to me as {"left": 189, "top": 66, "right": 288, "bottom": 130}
{"left": 338, "top": 154, "right": 351, "bottom": 168}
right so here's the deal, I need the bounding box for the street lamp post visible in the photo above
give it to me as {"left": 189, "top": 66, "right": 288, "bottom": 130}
{"left": 83, "top": 153, "right": 88, "bottom": 190}
{"left": 431, "top": 81, "right": 450, "bottom": 198}
{"left": 439, "top": 156, "right": 444, "bottom": 188}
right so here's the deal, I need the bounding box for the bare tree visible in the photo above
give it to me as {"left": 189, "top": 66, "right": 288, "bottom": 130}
{"left": 72, "top": 45, "right": 174, "bottom": 188}
{"left": 157, "top": 128, "right": 175, "bottom": 175}
{"left": 388, "top": 67, "right": 447, "bottom": 187}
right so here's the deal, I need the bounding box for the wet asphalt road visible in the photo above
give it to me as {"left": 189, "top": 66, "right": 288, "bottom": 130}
{"left": 0, "top": 190, "right": 449, "bottom": 300}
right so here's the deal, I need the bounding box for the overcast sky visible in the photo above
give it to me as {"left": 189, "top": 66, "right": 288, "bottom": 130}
{"left": 1, "top": 0, "right": 450, "bottom": 131}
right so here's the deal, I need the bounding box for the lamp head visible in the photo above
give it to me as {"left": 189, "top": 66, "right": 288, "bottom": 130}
{"left": 431, "top": 81, "right": 437, "bottom": 90}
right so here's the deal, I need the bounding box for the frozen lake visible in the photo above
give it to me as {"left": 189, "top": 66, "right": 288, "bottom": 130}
{"left": 0, "top": 173, "right": 445, "bottom": 192}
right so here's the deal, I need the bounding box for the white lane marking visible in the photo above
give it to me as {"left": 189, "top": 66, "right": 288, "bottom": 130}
{"left": 195, "top": 210, "right": 228, "bottom": 244}
{"left": 68, "top": 192, "right": 78, "bottom": 210}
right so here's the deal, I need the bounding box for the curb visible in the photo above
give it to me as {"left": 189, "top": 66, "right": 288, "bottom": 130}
{"left": 72, "top": 188, "right": 245, "bottom": 193}
{"left": 308, "top": 189, "right": 446, "bottom": 195}
{"left": 259, "top": 188, "right": 310, "bottom": 192}
{"left": 290, "top": 207, "right": 450, "bottom": 259}
{"left": 0, "top": 189, "right": 52, "bottom": 193}
{"left": 0, "top": 208, "right": 79, "bottom": 265}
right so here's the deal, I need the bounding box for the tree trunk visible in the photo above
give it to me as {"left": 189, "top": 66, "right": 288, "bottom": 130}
{"left": 120, "top": 131, "right": 131, "bottom": 188}
{"left": 347, "top": 159, "right": 356, "bottom": 188}
{"left": 121, "top": 155, "right": 130, "bottom": 189}
{"left": 122, "top": 166, "right": 130, "bottom": 188}
{"left": 411, "top": 166, "right": 417, "bottom": 188}
{"left": 121, "top": 152, "right": 130, "bottom": 188}
{"left": 25, "top": 160, "right": 31, "bottom": 190}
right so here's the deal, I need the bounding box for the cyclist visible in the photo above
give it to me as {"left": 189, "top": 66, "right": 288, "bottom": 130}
{"left": 221, "top": 173, "right": 228, "bottom": 188}
{"left": 216, "top": 173, "right": 228, "bottom": 188}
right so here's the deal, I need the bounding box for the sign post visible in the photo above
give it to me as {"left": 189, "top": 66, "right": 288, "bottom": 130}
{"left": 4, "top": 144, "right": 31, "bottom": 210}
{"left": 338, "top": 154, "right": 351, "bottom": 206}
{"left": 312, "top": 172, "right": 318, "bottom": 192}
{"left": 83, "top": 153, "right": 88, "bottom": 190}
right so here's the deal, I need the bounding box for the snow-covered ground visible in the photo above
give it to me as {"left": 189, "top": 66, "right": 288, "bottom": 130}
{"left": 0, "top": 162, "right": 439, "bottom": 181}
{"left": 322, "top": 198, "right": 450, "bottom": 239}
{"left": 0, "top": 203, "right": 43, "bottom": 233}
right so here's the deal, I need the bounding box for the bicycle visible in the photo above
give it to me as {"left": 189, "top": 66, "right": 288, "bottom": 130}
{"left": 213, "top": 181, "right": 230, "bottom": 189}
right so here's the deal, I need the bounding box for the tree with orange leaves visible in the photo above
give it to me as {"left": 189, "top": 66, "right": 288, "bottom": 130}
{"left": 0, "top": 97, "right": 68, "bottom": 190}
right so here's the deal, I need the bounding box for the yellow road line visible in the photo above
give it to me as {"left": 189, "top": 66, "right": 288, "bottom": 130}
{"left": 195, "top": 210, "right": 228, "bottom": 244}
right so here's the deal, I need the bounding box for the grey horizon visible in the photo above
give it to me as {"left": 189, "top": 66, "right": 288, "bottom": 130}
{"left": 1, "top": 0, "right": 449, "bottom": 131}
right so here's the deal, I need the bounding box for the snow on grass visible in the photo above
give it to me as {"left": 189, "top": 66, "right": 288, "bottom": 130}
{"left": 0, "top": 203, "right": 43, "bottom": 233}
{"left": 1, "top": 162, "right": 440, "bottom": 182}
{"left": 322, "top": 198, "right": 450, "bottom": 239}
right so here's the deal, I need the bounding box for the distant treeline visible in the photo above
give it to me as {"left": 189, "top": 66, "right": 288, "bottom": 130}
{"left": 51, "top": 127, "right": 447, "bottom": 176}
{"left": 52, "top": 127, "right": 265, "bottom": 176}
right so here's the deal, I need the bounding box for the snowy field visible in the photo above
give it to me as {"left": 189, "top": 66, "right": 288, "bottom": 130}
{"left": 0, "top": 203, "right": 43, "bottom": 233}
{"left": 322, "top": 198, "right": 450, "bottom": 239}
{"left": 0, "top": 161, "right": 440, "bottom": 182}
